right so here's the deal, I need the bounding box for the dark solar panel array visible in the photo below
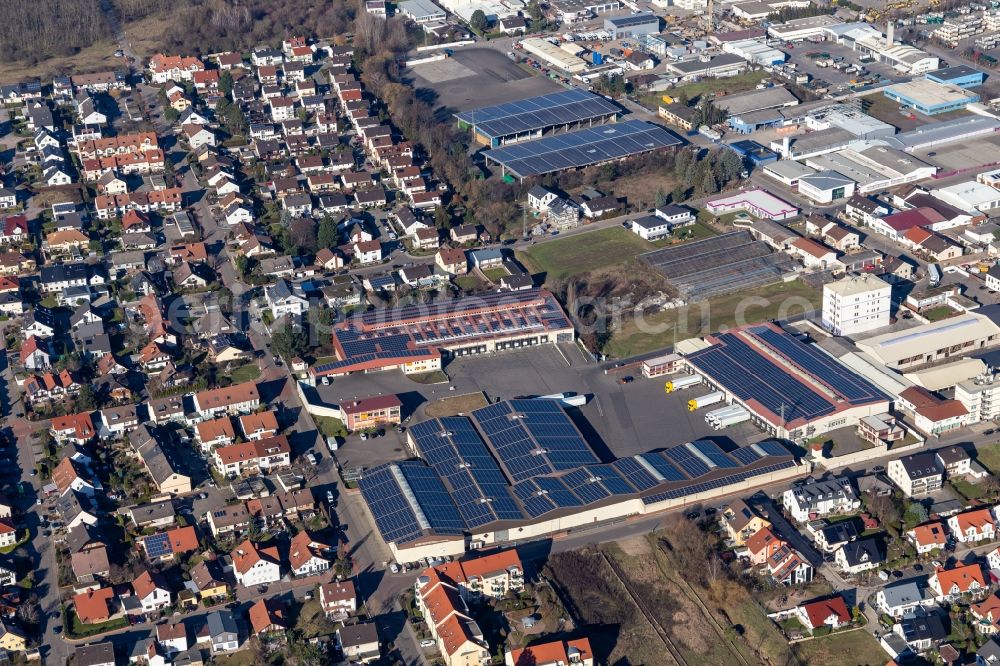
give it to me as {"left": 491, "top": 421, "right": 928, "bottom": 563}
{"left": 472, "top": 399, "right": 599, "bottom": 482}
{"left": 143, "top": 532, "right": 172, "bottom": 558}
{"left": 730, "top": 446, "right": 764, "bottom": 466}
{"left": 483, "top": 120, "right": 683, "bottom": 178}
{"left": 686, "top": 332, "right": 836, "bottom": 423}
{"left": 665, "top": 444, "right": 713, "bottom": 478}
{"left": 689, "top": 440, "right": 741, "bottom": 469}
{"left": 638, "top": 453, "right": 688, "bottom": 482}
{"left": 746, "top": 326, "right": 888, "bottom": 405}
{"left": 359, "top": 463, "right": 464, "bottom": 543}
{"left": 454, "top": 89, "right": 620, "bottom": 139}
{"left": 612, "top": 457, "right": 660, "bottom": 491}
{"left": 409, "top": 418, "right": 525, "bottom": 527}
{"left": 642, "top": 460, "right": 798, "bottom": 505}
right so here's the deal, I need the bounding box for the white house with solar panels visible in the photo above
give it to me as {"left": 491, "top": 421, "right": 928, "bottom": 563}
{"left": 682, "top": 323, "right": 891, "bottom": 441}
{"left": 454, "top": 89, "right": 620, "bottom": 148}
{"left": 358, "top": 398, "right": 804, "bottom": 562}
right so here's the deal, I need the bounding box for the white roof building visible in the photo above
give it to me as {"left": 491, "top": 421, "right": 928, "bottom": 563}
{"left": 856, "top": 313, "right": 1000, "bottom": 369}
{"left": 931, "top": 181, "right": 1000, "bottom": 214}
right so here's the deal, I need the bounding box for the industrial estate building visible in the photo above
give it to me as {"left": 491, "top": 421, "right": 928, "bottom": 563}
{"left": 454, "top": 90, "right": 619, "bottom": 148}
{"left": 312, "top": 289, "right": 575, "bottom": 378}
{"left": 683, "top": 323, "right": 891, "bottom": 439}
{"left": 359, "top": 399, "right": 802, "bottom": 560}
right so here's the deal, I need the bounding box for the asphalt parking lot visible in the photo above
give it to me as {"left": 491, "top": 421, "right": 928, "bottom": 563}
{"left": 912, "top": 133, "right": 1000, "bottom": 173}
{"left": 405, "top": 47, "right": 561, "bottom": 113}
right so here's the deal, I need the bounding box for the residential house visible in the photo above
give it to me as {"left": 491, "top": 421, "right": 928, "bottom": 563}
{"left": 288, "top": 531, "right": 331, "bottom": 577}
{"left": 435, "top": 248, "right": 468, "bottom": 275}
{"left": 930, "top": 562, "right": 987, "bottom": 602}
{"left": 721, "top": 499, "right": 771, "bottom": 546}
{"left": 189, "top": 560, "right": 229, "bottom": 602}
{"left": 834, "top": 537, "right": 886, "bottom": 574}
{"left": 132, "top": 570, "right": 172, "bottom": 613}
{"left": 796, "top": 595, "right": 852, "bottom": 633}
{"left": 231, "top": 540, "right": 282, "bottom": 587}
{"left": 745, "top": 526, "right": 787, "bottom": 565}
{"left": 767, "top": 546, "right": 814, "bottom": 586}
{"left": 876, "top": 578, "right": 937, "bottom": 618}
{"left": 947, "top": 508, "right": 995, "bottom": 543}
{"left": 782, "top": 477, "right": 860, "bottom": 522}
{"left": 73, "top": 587, "right": 120, "bottom": 624}
{"left": 212, "top": 435, "right": 292, "bottom": 478}
{"left": 888, "top": 453, "right": 944, "bottom": 497}
{"left": 336, "top": 623, "right": 382, "bottom": 665}
{"left": 505, "top": 639, "right": 593, "bottom": 666}
{"left": 74, "top": 643, "right": 117, "bottom": 666}
{"left": 192, "top": 381, "right": 260, "bottom": 419}
{"left": 907, "top": 521, "right": 948, "bottom": 555}
{"left": 238, "top": 411, "right": 279, "bottom": 441}
{"left": 319, "top": 579, "right": 357, "bottom": 619}
{"left": 813, "top": 519, "right": 861, "bottom": 553}
{"left": 205, "top": 610, "right": 241, "bottom": 654}
{"left": 973, "top": 592, "right": 1000, "bottom": 635}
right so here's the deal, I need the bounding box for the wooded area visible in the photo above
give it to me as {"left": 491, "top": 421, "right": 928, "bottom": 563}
{"left": 0, "top": 0, "right": 358, "bottom": 68}
{"left": 0, "top": 0, "right": 107, "bottom": 65}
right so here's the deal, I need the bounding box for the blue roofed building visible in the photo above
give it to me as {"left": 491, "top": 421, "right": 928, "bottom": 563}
{"left": 926, "top": 64, "right": 985, "bottom": 89}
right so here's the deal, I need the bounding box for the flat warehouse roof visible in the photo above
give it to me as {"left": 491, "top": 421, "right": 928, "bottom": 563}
{"left": 359, "top": 398, "right": 798, "bottom": 544}
{"left": 483, "top": 120, "right": 682, "bottom": 177}
{"left": 607, "top": 11, "right": 657, "bottom": 27}
{"left": 454, "top": 89, "right": 620, "bottom": 140}
{"left": 885, "top": 80, "right": 978, "bottom": 107}
{"left": 685, "top": 324, "right": 888, "bottom": 429}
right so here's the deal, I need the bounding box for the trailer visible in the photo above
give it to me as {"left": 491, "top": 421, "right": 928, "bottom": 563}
{"left": 688, "top": 391, "right": 724, "bottom": 411}
{"left": 664, "top": 374, "right": 701, "bottom": 393}
{"left": 713, "top": 408, "right": 752, "bottom": 430}
{"left": 535, "top": 392, "right": 588, "bottom": 407}
{"left": 705, "top": 405, "right": 743, "bottom": 424}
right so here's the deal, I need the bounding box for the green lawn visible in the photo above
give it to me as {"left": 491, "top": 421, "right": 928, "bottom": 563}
{"left": 977, "top": 441, "right": 1000, "bottom": 474}
{"left": 518, "top": 226, "right": 654, "bottom": 282}
{"left": 922, "top": 305, "right": 959, "bottom": 322}
{"left": 408, "top": 370, "right": 449, "bottom": 385}
{"left": 792, "top": 629, "right": 887, "bottom": 666}
{"left": 228, "top": 363, "right": 261, "bottom": 383}
{"left": 604, "top": 279, "right": 822, "bottom": 358}
{"left": 951, "top": 478, "right": 987, "bottom": 500}
{"left": 314, "top": 416, "right": 347, "bottom": 439}
{"left": 482, "top": 266, "right": 510, "bottom": 283}
{"left": 649, "top": 221, "right": 718, "bottom": 248}
{"left": 454, "top": 275, "right": 486, "bottom": 292}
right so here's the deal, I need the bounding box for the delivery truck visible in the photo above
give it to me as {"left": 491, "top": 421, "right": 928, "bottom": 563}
{"left": 688, "top": 391, "right": 724, "bottom": 411}
{"left": 713, "top": 408, "right": 752, "bottom": 430}
{"left": 665, "top": 374, "right": 701, "bottom": 393}
{"left": 705, "top": 405, "right": 743, "bottom": 424}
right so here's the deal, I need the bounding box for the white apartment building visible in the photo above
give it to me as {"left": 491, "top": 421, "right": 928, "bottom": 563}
{"left": 821, "top": 273, "right": 891, "bottom": 337}
{"left": 956, "top": 373, "right": 1000, "bottom": 424}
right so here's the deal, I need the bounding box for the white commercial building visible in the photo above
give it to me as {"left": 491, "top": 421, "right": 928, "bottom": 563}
{"left": 805, "top": 145, "right": 937, "bottom": 194}
{"left": 931, "top": 181, "right": 1000, "bottom": 215}
{"left": 520, "top": 38, "right": 589, "bottom": 73}
{"left": 955, "top": 372, "right": 1000, "bottom": 424}
{"left": 797, "top": 170, "right": 856, "bottom": 204}
{"left": 704, "top": 188, "right": 799, "bottom": 220}
{"left": 822, "top": 274, "right": 891, "bottom": 337}
{"left": 855, "top": 312, "right": 1000, "bottom": 370}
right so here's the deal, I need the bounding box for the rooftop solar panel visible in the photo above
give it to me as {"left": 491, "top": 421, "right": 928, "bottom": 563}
{"left": 143, "top": 532, "right": 172, "bottom": 558}
{"left": 688, "top": 440, "right": 740, "bottom": 469}
{"left": 746, "top": 326, "right": 888, "bottom": 405}
{"left": 638, "top": 453, "right": 688, "bottom": 482}
{"left": 612, "top": 457, "right": 660, "bottom": 491}
{"left": 454, "top": 89, "right": 620, "bottom": 140}
{"left": 483, "top": 120, "right": 683, "bottom": 178}
{"left": 730, "top": 446, "right": 763, "bottom": 466}
{"left": 686, "top": 332, "right": 836, "bottom": 424}
{"left": 665, "top": 445, "right": 712, "bottom": 478}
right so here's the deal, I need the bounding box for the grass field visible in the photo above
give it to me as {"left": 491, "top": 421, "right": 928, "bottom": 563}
{"left": 977, "top": 442, "right": 1000, "bottom": 473}
{"left": 228, "top": 363, "right": 261, "bottom": 383}
{"left": 424, "top": 392, "right": 488, "bottom": 418}
{"left": 518, "top": 227, "right": 654, "bottom": 282}
{"left": 313, "top": 416, "right": 347, "bottom": 439}
{"left": 791, "top": 629, "right": 887, "bottom": 666}
{"left": 407, "top": 370, "right": 449, "bottom": 385}
{"left": 951, "top": 478, "right": 987, "bottom": 500}
{"left": 604, "top": 279, "right": 822, "bottom": 358}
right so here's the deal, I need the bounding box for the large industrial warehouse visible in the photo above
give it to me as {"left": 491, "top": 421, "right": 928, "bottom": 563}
{"left": 454, "top": 89, "right": 620, "bottom": 148}
{"left": 482, "top": 120, "right": 683, "bottom": 179}
{"left": 358, "top": 399, "right": 803, "bottom": 561}
{"left": 311, "top": 289, "right": 575, "bottom": 378}
{"left": 683, "top": 323, "right": 891, "bottom": 440}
